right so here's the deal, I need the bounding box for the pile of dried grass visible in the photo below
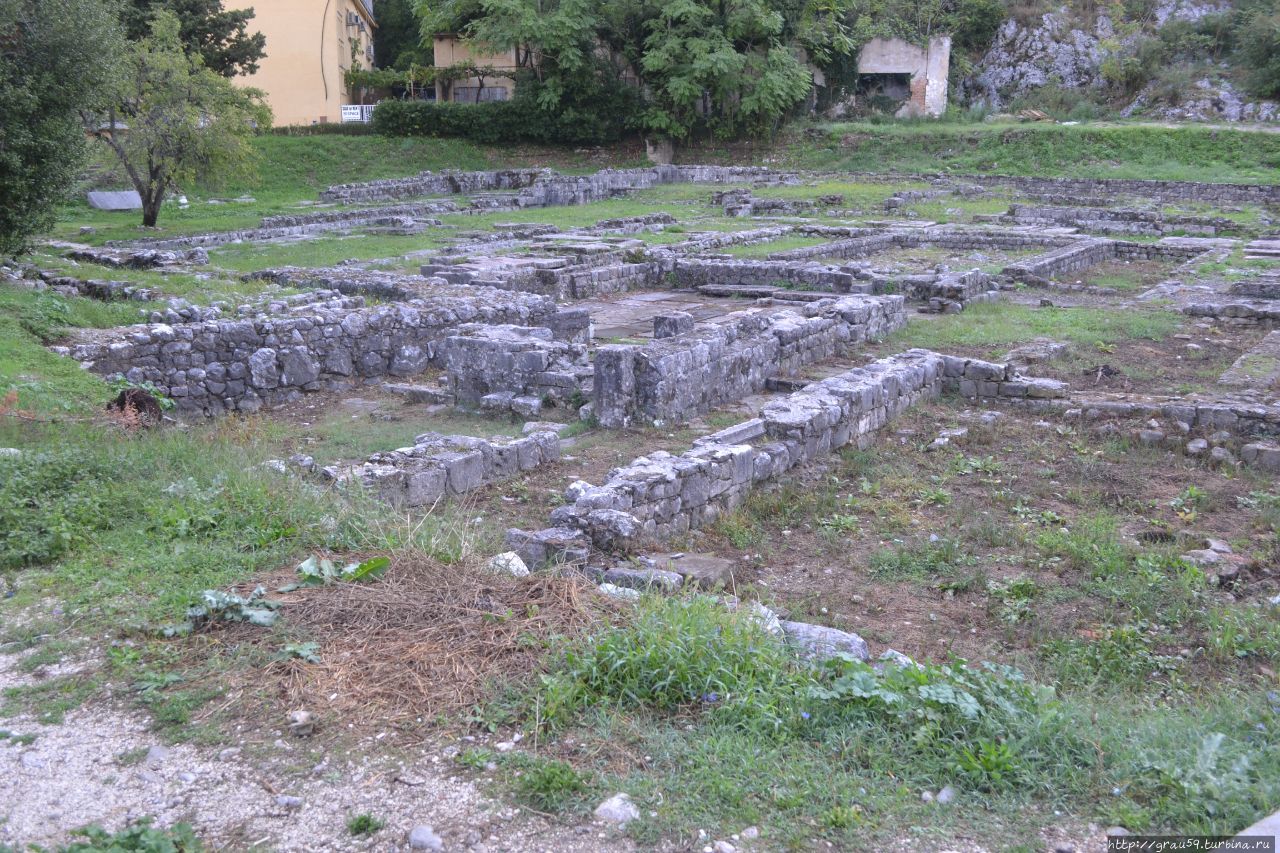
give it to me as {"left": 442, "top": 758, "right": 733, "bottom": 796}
{"left": 276, "top": 557, "right": 620, "bottom": 723}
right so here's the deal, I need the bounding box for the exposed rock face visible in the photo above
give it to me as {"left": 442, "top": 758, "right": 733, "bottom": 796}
{"left": 963, "top": 0, "right": 1267, "bottom": 117}
{"left": 1123, "top": 74, "right": 1280, "bottom": 123}
{"left": 965, "top": 10, "right": 1110, "bottom": 108}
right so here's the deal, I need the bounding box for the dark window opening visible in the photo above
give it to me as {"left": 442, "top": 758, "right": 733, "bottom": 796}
{"left": 856, "top": 73, "right": 913, "bottom": 112}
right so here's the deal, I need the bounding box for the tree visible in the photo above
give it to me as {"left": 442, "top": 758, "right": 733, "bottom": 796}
{"left": 0, "top": 0, "right": 124, "bottom": 257}
{"left": 638, "top": 0, "right": 812, "bottom": 140}
{"left": 121, "top": 0, "right": 266, "bottom": 77}
{"left": 375, "top": 0, "right": 433, "bottom": 69}
{"left": 89, "top": 12, "right": 272, "bottom": 228}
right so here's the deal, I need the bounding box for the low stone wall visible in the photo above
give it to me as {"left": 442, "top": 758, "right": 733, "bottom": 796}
{"left": 1183, "top": 300, "right": 1280, "bottom": 324}
{"left": 972, "top": 175, "right": 1280, "bottom": 207}
{"left": 905, "top": 270, "right": 997, "bottom": 312}
{"left": 66, "top": 286, "right": 558, "bottom": 415}
{"left": 350, "top": 429, "right": 561, "bottom": 508}
{"left": 672, "top": 258, "right": 862, "bottom": 293}
{"left": 108, "top": 204, "right": 453, "bottom": 251}
{"left": 984, "top": 204, "right": 1239, "bottom": 237}
{"left": 522, "top": 349, "right": 946, "bottom": 554}
{"left": 938, "top": 353, "right": 1069, "bottom": 400}
{"left": 1229, "top": 276, "right": 1280, "bottom": 300}
{"left": 321, "top": 165, "right": 795, "bottom": 206}
{"left": 1003, "top": 239, "right": 1113, "bottom": 281}
{"left": 511, "top": 348, "right": 1072, "bottom": 557}
{"left": 593, "top": 295, "right": 906, "bottom": 428}
{"left": 442, "top": 324, "right": 590, "bottom": 414}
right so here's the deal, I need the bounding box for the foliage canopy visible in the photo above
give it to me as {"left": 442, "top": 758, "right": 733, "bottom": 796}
{"left": 0, "top": 0, "right": 125, "bottom": 257}
{"left": 121, "top": 0, "right": 267, "bottom": 77}
{"left": 89, "top": 11, "right": 272, "bottom": 227}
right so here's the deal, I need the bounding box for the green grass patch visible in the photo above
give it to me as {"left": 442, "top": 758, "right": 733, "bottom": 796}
{"left": 883, "top": 302, "right": 1181, "bottom": 355}
{"left": 208, "top": 232, "right": 451, "bottom": 273}
{"left": 790, "top": 122, "right": 1280, "bottom": 183}
{"left": 523, "top": 594, "right": 1280, "bottom": 843}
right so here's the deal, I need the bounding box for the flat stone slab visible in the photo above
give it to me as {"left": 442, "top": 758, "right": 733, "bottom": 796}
{"left": 87, "top": 190, "right": 142, "bottom": 211}
{"left": 652, "top": 553, "right": 736, "bottom": 589}
{"left": 781, "top": 620, "right": 870, "bottom": 661}
{"left": 1220, "top": 330, "right": 1280, "bottom": 389}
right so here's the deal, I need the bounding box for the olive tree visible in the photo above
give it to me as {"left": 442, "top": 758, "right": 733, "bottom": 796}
{"left": 89, "top": 11, "right": 272, "bottom": 228}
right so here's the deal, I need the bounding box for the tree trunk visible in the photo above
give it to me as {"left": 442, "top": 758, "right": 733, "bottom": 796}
{"left": 142, "top": 185, "right": 165, "bottom": 228}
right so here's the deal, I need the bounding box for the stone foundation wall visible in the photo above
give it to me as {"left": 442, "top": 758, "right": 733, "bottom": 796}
{"left": 512, "top": 348, "right": 1071, "bottom": 556}
{"left": 442, "top": 324, "right": 589, "bottom": 410}
{"left": 968, "top": 175, "right": 1280, "bottom": 207}
{"left": 351, "top": 429, "right": 561, "bottom": 508}
{"left": 672, "top": 258, "right": 861, "bottom": 292}
{"left": 527, "top": 349, "right": 948, "bottom": 554}
{"left": 986, "top": 204, "right": 1238, "bottom": 237}
{"left": 109, "top": 204, "right": 454, "bottom": 251}
{"left": 66, "top": 286, "right": 558, "bottom": 416}
{"left": 1004, "top": 239, "right": 1113, "bottom": 281}
{"left": 321, "top": 165, "right": 795, "bottom": 206}
{"left": 593, "top": 295, "right": 906, "bottom": 428}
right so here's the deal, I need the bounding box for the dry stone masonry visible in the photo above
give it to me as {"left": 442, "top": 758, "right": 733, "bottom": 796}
{"left": 348, "top": 428, "right": 562, "bottom": 508}
{"left": 66, "top": 286, "right": 560, "bottom": 415}
{"left": 593, "top": 295, "right": 907, "bottom": 428}
{"left": 441, "top": 324, "right": 591, "bottom": 416}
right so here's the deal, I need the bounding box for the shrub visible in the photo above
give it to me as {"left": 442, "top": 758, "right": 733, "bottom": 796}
{"left": 62, "top": 819, "right": 201, "bottom": 851}
{"left": 372, "top": 72, "right": 638, "bottom": 145}
{"left": 538, "top": 594, "right": 805, "bottom": 728}
{"left": 1236, "top": 5, "right": 1280, "bottom": 99}
{"left": 0, "top": 449, "right": 113, "bottom": 570}
{"left": 514, "top": 758, "right": 592, "bottom": 811}
{"left": 345, "top": 814, "right": 385, "bottom": 836}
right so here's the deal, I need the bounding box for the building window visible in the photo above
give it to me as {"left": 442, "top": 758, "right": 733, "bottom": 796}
{"left": 453, "top": 86, "right": 510, "bottom": 103}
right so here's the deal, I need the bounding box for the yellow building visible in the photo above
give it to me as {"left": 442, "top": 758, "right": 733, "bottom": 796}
{"left": 231, "top": 0, "right": 377, "bottom": 127}
{"left": 432, "top": 34, "right": 519, "bottom": 103}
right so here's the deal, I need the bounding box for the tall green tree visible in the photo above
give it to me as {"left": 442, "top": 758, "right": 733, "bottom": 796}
{"left": 122, "top": 0, "right": 266, "bottom": 77}
{"left": 639, "top": 0, "right": 812, "bottom": 139}
{"left": 0, "top": 0, "right": 125, "bottom": 257}
{"left": 89, "top": 12, "right": 272, "bottom": 228}
{"left": 375, "top": 0, "right": 433, "bottom": 69}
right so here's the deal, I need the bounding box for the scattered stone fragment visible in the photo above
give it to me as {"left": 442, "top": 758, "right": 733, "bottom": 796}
{"left": 287, "top": 709, "right": 315, "bottom": 737}
{"left": 408, "top": 825, "right": 445, "bottom": 851}
{"left": 602, "top": 567, "right": 683, "bottom": 592}
{"left": 485, "top": 552, "right": 530, "bottom": 577}
{"left": 664, "top": 553, "right": 735, "bottom": 590}
{"left": 1209, "top": 446, "right": 1237, "bottom": 466}
{"left": 276, "top": 795, "right": 303, "bottom": 810}
{"left": 935, "top": 785, "right": 957, "bottom": 805}
{"left": 780, "top": 621, "right": 870, "bottom": 662}
{"left": 594, "top": 792, "right": 640, "bottom": 825}
{"left": 1185, "top": 438, "right": 1208, "bottom": 456}
{"left": 598, "top": 583, "right": 641, "bottom": 601}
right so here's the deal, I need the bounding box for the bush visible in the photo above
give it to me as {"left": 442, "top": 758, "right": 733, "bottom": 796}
{"left": 538, "top": 594, "right": 805, "bottom": 728}
{"left": 1237, "top": 5, "right": 1280, "bottom": 99}
{"left": 62, "top": 819, "right": 201, "bottom": 851}
{"left": 372, "top": 73, "right": 638, "bottom": 145}
{"left": 0, "top": 449, "right": 113, "bottom": 570}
